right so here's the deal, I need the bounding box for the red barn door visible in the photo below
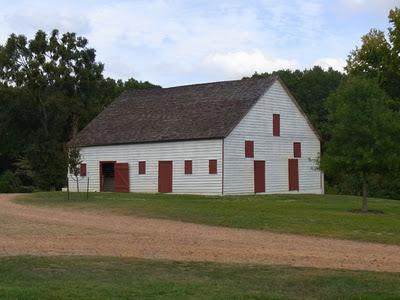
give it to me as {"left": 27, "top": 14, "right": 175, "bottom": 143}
{"left": 158, "top": 161, "right": 173, "bottom": 193}
{"left": 115, "top": 163, "right": 130, "bottom": 192}
{"left": 254, "top": 160, "right": 265, "bottom": 193}
{"left": 288, "top": 159, "right": 299, "bottom": 191}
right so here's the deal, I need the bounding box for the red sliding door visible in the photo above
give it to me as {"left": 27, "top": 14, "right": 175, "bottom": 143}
{"left": 254, "top": 160, "right": 266, "bottom": 193}
{"left": 158, "top": 161, "right": 173, "bottom": 193}
{"left": 115, "top": 163, "right": 129, "bottom": 192}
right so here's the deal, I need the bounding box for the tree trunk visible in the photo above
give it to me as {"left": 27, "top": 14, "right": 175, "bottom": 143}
{"left": 362, "top": 177, "right": 368, "bottom": 212}
{"left": 71, "top": 114, "right": 79, "bottom": 140}
{"left": 76, "top": 176, "right": 80, "bottom": 193}
{"left": 36, "top": 92, "right": 49, "bottom": 137}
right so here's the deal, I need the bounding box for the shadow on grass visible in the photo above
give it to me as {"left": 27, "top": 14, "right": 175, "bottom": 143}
{"left": 349, "top": 208, "right": 384, "bottom": 214}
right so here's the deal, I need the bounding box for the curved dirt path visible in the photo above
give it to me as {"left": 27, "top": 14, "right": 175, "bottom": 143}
{"left": 1, "top": 194, "right": 400, "bottom": 272}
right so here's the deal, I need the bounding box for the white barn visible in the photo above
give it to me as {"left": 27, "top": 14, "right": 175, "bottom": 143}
{"left": 69, "top": 77, "right": 323, "bottom": 195}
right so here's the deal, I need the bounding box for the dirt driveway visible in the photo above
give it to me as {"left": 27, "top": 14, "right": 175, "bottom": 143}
{"left": 1, "top": 194, "right": 400, "bottom": 272}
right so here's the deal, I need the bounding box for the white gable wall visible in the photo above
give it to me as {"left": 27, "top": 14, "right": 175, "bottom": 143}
{"left": 68, "top": 139, "right": 223, "bottom": 194}
{"left": 223, "top": 81, "right": 323, "bottom": 194}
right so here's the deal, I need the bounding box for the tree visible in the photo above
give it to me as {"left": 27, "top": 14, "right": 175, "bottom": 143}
{"left": 320, "top": 77, "right": 400, "bottom": 211}
{"left": 344, "top": 6, "right": 400, "bottom": 200}
{"left": 0, "top": 30, "right": 103, "bottom": 189}
{"left": 346, "top": 7, "right": 400, "bottom": 106}
{"left": 68, "top": 147, "right": 82, "bottom": 193}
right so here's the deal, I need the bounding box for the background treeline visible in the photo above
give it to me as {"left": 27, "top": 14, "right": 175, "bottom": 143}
{"left": 0, "top": 8, "right": 399, "bottom": 200}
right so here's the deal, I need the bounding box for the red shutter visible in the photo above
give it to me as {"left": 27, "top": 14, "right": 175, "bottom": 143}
{"left": 138, "top": 161, "right": 146, "bottom": 174}
{"left": 80, "top": 163, "right": 87, "bottom": 176}
{"left": 288, "top": 159, "right": 299, "bottom": 191}
{"left": 293, "top": 142, "right": 301, "bottom": 158}
{"left": 184, "top": 160, "right": 192, "bottom": 174}
{"left": 273, "top": 114, "right": 280, "bottom": 136}
{"left": 115, "top": 163, "right": 130, "bottom": 192}
{"left": 245, "top": 140, "right": 254, "bottom": 158}
{"left": 209, "top": 160, "right": 217, "bottom": 174}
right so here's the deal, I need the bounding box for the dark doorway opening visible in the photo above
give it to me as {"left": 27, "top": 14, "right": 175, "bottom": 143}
{"left": 100, "top": 162, "right": 115, "bottom": 192}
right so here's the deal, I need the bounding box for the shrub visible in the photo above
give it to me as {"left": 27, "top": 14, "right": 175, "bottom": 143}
{"left": 0, "top": 171, "right": 22, "bottom": 193}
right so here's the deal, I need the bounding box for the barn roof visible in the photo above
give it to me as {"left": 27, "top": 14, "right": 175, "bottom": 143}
{"left": 71, "top": 77, "right": 278, "bottom": 147}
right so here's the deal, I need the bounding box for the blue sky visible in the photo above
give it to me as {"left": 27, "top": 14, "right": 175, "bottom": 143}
{"left": 0, "top": 0, "right": 397, "bottom": 87}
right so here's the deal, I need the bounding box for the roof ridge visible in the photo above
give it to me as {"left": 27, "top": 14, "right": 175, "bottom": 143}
{"left": 121, "top": 76, "right": 274, "bottom": 97}
{"left": 161, "top": 76, "right": 273, "bottom": 90}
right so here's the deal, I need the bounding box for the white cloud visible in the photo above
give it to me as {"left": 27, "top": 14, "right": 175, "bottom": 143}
{"left": 203, "top": 50, "right": 298, "bottom": 78}
{"left": 338, "top": 0, "right": 398, "bottom": 14}
{"left": 313, "top": 57, "right": 347, "bottom": 72}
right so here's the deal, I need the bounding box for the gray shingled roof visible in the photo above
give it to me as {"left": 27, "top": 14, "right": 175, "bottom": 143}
{"left": 72, "top": 77, "right": 277, "bottom": 147}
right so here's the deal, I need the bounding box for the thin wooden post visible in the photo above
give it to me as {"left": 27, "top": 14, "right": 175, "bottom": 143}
{"left": 67, "top": 176, "right": 70, "bottom": 201}
{"left": 87, "top": 177, "right": 90, "bottom": 201}
{"left": 362, "top": 176, "right": 368, "bottom": 212}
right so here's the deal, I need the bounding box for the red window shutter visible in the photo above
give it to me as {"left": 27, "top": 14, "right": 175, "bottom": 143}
{"left": 209, "top": 160, "right": 217, "bottom": 174}
{"left": 80, "top": 163, "right": 87, "bottom": 176}
{"left": 293, "top": 142, "right": 301, "bottom": 158}
{"left": 245, "top": 140, "right": 254, "bottom": 158}
{"left": 273, "top": 114, "right": 280, "bottom": 136}
{"left": 138, "top": 161, "right": 146, "bottom": 174}
{"left": 184, "top": 160, "right": 192, "bottom": 174}
{"left": 288, "top": 159, "right": 299, "bottom": 191}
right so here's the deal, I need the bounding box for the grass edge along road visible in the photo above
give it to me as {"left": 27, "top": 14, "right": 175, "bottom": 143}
{"left": 17, "top": 192, "right": 400, "bottom": 245}
{"left": 1, "top": 256, "right": 400, "bottom": 299}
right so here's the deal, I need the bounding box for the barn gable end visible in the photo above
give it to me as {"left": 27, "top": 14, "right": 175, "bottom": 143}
{"left": 223, "top": 80, "right": 323, "bottom": 194}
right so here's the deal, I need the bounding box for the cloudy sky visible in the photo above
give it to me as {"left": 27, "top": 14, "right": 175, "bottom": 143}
{"left": 0, "top": 0, "right": 397, "bottom": 87}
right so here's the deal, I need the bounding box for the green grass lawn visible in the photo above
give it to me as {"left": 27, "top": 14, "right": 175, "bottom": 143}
{"left": 1, "top": 256, "right": 400, "bottom": 299}
{"left": 18, "top": 192, "right": 400, "bottom": 245}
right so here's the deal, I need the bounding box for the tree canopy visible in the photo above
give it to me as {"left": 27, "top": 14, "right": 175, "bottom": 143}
{"left": 347, "top": 7, "right": 400, "bottom": 108}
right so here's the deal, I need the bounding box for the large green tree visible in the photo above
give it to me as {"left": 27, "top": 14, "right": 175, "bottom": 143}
{"left": 321, "top": 77, "right": 400, "bottom": 211}
{"left": 0, "top": 30, "right": 105, "bottom": 189}
{"left": 345, "top": 6, "right": 400, "bottom": 199}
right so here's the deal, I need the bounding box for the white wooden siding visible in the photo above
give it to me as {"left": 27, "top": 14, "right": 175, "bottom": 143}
{"left": 68, "top": 80, "right": 322, "bottom": 195}
{"left": 223, "top": 81, "right": 322, "bottom": 194}
{"left": 68, "top": 139, "right": 223, "bottom": 194}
